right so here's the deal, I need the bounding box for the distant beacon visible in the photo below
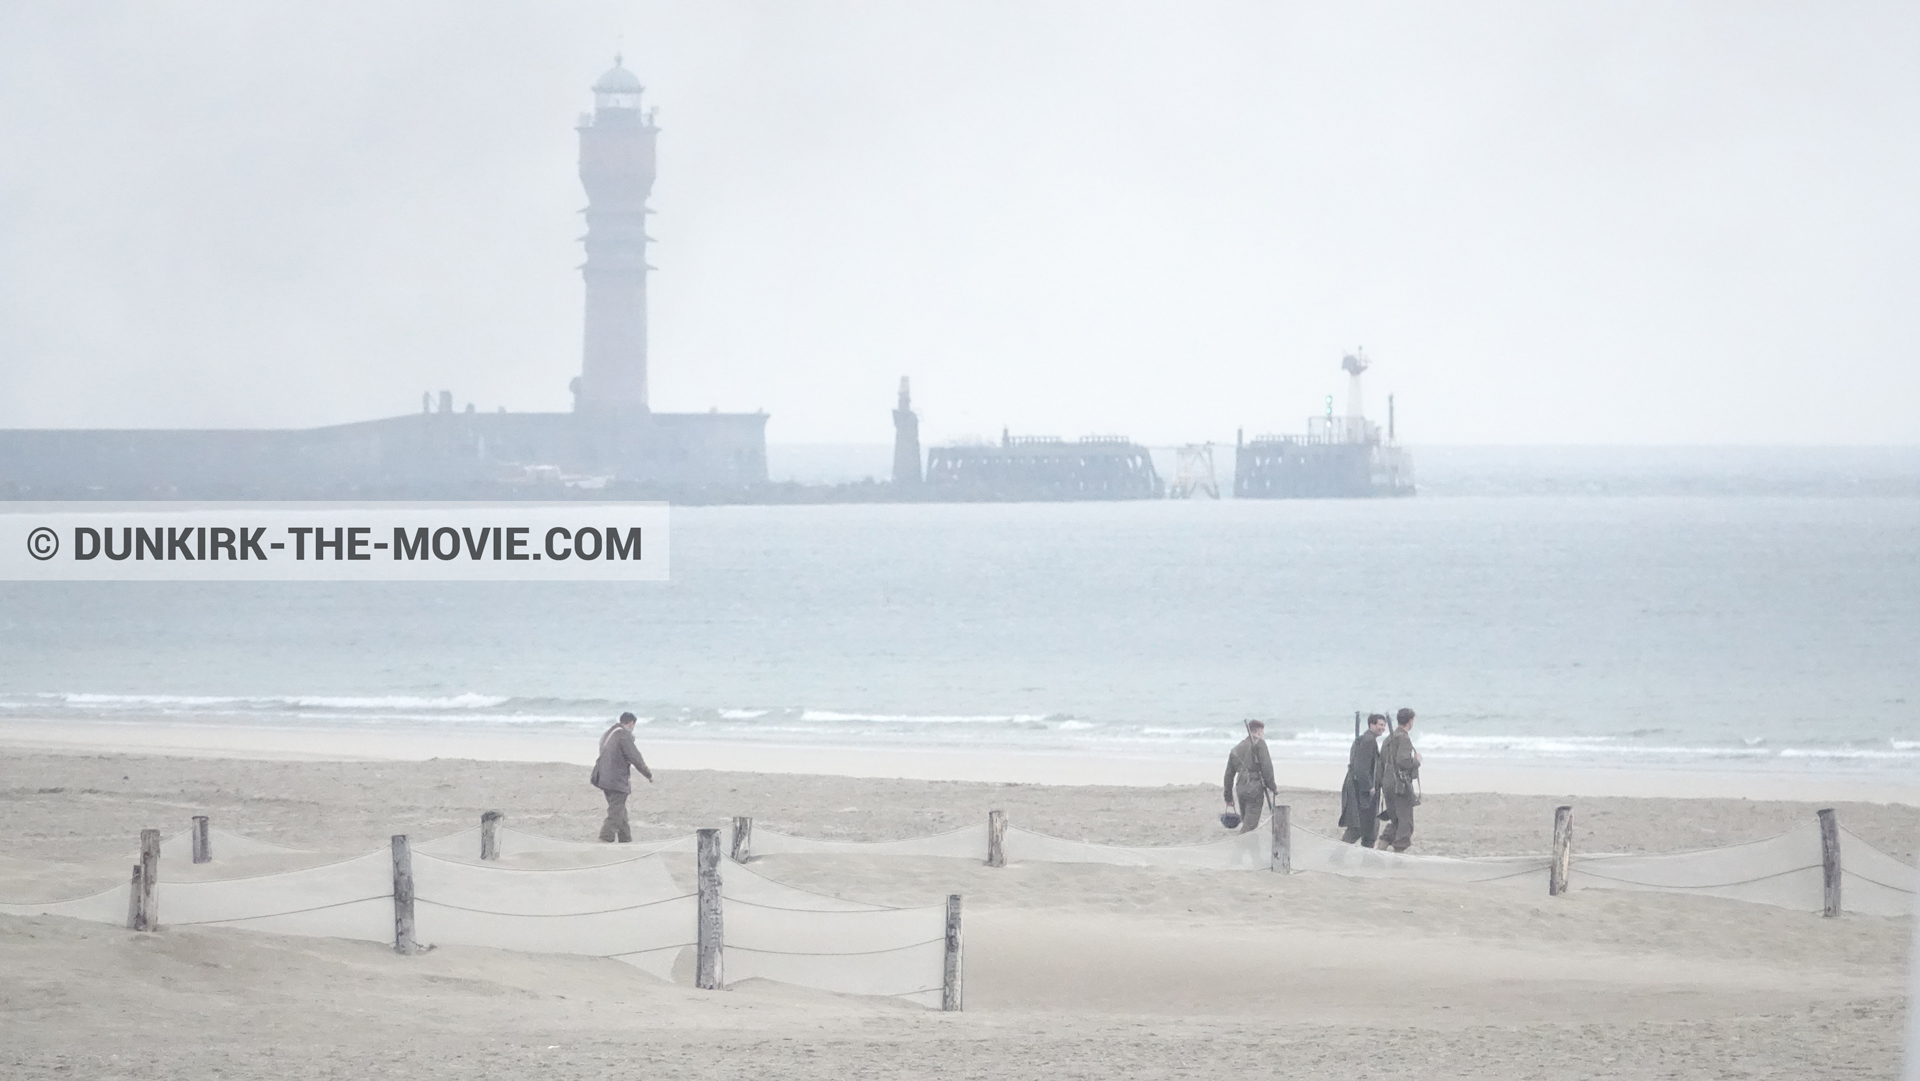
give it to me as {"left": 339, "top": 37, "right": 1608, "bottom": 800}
{"left": 0, "top": 57, "right": 763, "bottom": 496}
{"left": 1234, "top": 350, "right": 1415, "bottom": 498}
{"left": 573, "top": 55, "right": 657, "bottom": 416}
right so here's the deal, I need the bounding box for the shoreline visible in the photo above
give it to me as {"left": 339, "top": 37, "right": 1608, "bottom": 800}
{"left": 3, "top": 717, "right": 1916, "bottom": 805}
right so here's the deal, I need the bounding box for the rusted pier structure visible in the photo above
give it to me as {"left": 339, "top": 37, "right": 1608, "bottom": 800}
{"left": 1235, "top": 350, "right": 1415, "bottom": 499}
{"left": 924, "top": 434, "right": 1162, "bottom": 501}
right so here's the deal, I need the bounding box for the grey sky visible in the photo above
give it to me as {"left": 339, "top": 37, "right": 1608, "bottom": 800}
{"left": 1, "top": 2, "right": 1914, "bottom": 445}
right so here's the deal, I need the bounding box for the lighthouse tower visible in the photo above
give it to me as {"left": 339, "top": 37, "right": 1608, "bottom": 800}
{"left": 572, "top": 56, "right": 656, "bottom": 416}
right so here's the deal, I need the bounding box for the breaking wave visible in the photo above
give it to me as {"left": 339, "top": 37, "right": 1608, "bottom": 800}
{"left": 4, "top": 691, "right": 1916, "bottom": 773}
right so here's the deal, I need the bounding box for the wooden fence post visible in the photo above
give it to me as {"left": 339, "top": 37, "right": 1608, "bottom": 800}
{"left": 138, "top": 828, "right": 160, "bottom": 931}
{"left": 1271, "top": 804, "right": 1291, "bottom": 873}
{"left": 191, "top": 816, "right": 211, "bottom": 864}
{"left": 1817, "top": 808, "right": 1841, "bottom": 917}
{"left": 391, "top": 835, "right": 415, "bottom": 955}
{"left": 1549, "top": 805, "right": 1573, "bottom": 896}
{"left": 479, "top": 811, "right": 503, "bottom": 861}
{"left": 986, "top": 810, "right": 1006, "bottom": 868}
{"left": 126, "top": 865, "right": 143, "bottom": 930}
{"left": 730, "top": 817, "right": 753, "bottom": 863}
{"left": 942, "top": 893, "right": 964, "bottom": 1012}
{"left": 696, "top": 828, "right": 723, "bottom": 990}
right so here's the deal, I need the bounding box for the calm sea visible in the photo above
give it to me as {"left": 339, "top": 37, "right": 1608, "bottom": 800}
{"left": 1, "top": 448, "right": 1915, "bottom": 778}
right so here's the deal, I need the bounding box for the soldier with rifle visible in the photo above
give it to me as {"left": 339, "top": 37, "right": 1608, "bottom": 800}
{"left": 1376, "top": 708, "right": 1422, "bottom": 852}
{"left": 1222, "top": 719, "right": 1278, "bottom": 833}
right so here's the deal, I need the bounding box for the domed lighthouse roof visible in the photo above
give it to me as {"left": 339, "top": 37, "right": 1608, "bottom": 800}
{"left": 592, "top": 55, "right": 645, "bottom": 111}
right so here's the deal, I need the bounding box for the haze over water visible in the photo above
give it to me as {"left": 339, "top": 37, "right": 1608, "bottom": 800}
{"left": 2, "top": 450, "right": 1915, "bottom": 780}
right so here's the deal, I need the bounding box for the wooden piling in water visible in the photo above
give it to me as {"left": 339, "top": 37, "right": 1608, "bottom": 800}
{"left": 191, "top": 816, "right": 211, "bottom": 864}
{"left": 942, "top": 894, "right": 964, "bottom": 1012}
{"left": 730, "top": 817, "right": 753, "bottom": 863}
{"left": 391, "top": 835, "right": 415, "bottom": 955}
{"left": 1271, "top": 804, "right": 1291, "bottom": 873}
{"left": 479, "top": 811, "right": 503, "bottom": 861}
{"left": 696, "top": 828, "right": 723, "bottom": 990}
{"left": 1550, "top": 805, "right": 1573, "bottom": 896}
{"left": 986, "top": 810, "right": 1006, "bottom": 868}
{"left": 1818, "top": 808, "right": 1841, "bottom": 917}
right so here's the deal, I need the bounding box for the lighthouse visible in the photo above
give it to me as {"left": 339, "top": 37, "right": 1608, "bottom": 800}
{"left": 0, "top": 55, "right": 770, "bottom": 494}
{"left": 572, "top": 56, "right": 656, "bottom": 416}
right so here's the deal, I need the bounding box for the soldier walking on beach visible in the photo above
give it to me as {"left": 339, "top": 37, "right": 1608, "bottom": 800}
{"left": 591, "top": 712, "right": 653, "bottom": 843}
{"left": 1339, "top": 713, "right": 1389, "bottom": 845}
{"left": 1376, "top": 708, "right": 1421, "bottom": 852}
{"left": 1223, "top": 720, "right": 1278, "bottom": 834}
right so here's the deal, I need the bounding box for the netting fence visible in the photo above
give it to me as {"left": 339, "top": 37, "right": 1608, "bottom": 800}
{"left": 3, "top": 803, "right": 1908, "bottom": 1010}
{"left": 0, "top": 822, "right": 960, "bottom": 1008}
{"left": 749, "top": 806, "right": 1914, "bottom": 916}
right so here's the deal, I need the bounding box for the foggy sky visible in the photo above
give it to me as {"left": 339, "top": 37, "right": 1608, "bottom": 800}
{"left": 1, "top": 2, "right": 1915, "bottom": 446}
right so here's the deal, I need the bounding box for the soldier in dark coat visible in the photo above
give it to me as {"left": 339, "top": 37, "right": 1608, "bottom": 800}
{"left": 1222, "top": 720, "right": 1278, "bottom": 833}
{"left": 1376, "top": 708, "right": 1422, "bottom": 852}
{"left": 1339, "top": 714, "right": 1389, "bottom": 845}
{"left": 591, "top": 712, "right": 653, "bottom": 843}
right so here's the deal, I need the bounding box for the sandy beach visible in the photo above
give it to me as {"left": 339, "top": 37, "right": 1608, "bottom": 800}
{"left": 6, "top": 3, "right": 1918, "bottom": 1078}
{"left": 0, "top": 745, "right": 1912, "bottom": 1080}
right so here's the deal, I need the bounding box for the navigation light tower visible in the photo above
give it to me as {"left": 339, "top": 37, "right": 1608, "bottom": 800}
{"left": 1341, "top": 347, "right": 1371, "bottom": 428}
{"left": 572, "top": 56, "right": 657, "bottom": 416}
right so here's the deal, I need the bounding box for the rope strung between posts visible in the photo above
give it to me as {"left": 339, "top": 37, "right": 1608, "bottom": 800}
{"left": 1435, "top": 864, "right": 1548, "bottom": 883}
{"left": 1842, "top": 869, "right": 1916, "bottom": 894}
{"left": 720, "top": 872, "right": 920, "bottom": 909}
{"left": 1008, "top": 827, "right": 1248, "bottom": 856}
{"left": 722, "top": 936, "right": 946, "bottom": 957}
{"left": 412, "top": 892, "right": 696, "bottom": 917}
{"left": 170, "top": 893, "right": 394, "bottom": 925}
{"left": 717, "top": 894, "right": 936, "bottom": 914}
{"left": 0, "top": 883, "right": 124, "bottom": 907}
{"left": 1836, "top": 828, "right": 1918, "bottom": 894}
{"left": 157, "top": 850, "right": 391, "bottom": 884}
{"left": 412, "top": 849, "right": 679, "bottom": 872}
{"left": 603, "top": 942, "right": 697, "bottom": 958}
{"left": 494, "top": 829, "right": 689, "bottom": 851}
{"left": 755, "top": 824, "right": 981, "bottom": 845}
{"left": 1567, "top": 826, "right": 1817, "bottom": 863}
{"left": 202, "top": 828, "right": 308, "bottom": 853}
{"left": 1574, "top": 864, "right": 1812, "bottom": 887}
